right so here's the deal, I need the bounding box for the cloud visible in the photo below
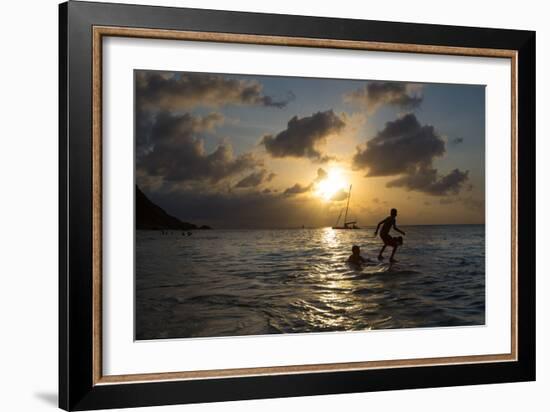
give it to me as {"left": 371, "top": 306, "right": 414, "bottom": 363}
{"left": 461, "top": 196, "right": 484, "bottom": 211}
{"left": 283, "top": 168, "right": 329, "bottom": 196}
{"left": 282, "top": 168, "right": 348, "bottom": 202}
{"left": 261, "top": 110, "right": 346, "bottom": 161}
{"left": 144, "top": 187, "right": 335, "bottom": 229}
{"left": 136, "top": 71, "right": 294, "bottom": 111}
{"left": 137, "top": 111, "right": 261, "bottom": 184}
{"left": 330, "top": 189, "right": 349, "bottom": 201}
{"left": 235, "top": 169, "right": 276, "bottom": 188}
{"left": 353, "top": 113, "right": 445, "bottom": 176}
{"left": 344, "top": 81, "right": 423, "bottom": 113}
{"left": 439, "top": 197, "right": 455, "bottom": 205}
{"left": 315, "top": 167, "right": 328, "bottom": 181}
{"left": 353, "top": 113, "right": 469, "bottom": 196}
{"left": 284, "top": 182, "right": 313, "bottom": 196}
{"left": 386, "top": 167, "right": 469, "bottom": 196}
{"left": 439, "top": 196, "right": 484, "bottom": 211}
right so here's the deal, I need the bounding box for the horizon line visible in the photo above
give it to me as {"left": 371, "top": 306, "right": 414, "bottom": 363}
{"left": 141, "top": 223, "right": 485, "bottom": 230}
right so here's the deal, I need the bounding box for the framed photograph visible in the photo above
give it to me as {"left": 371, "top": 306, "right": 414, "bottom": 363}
{"left": 59, "top": 1, "right": 535, "bottom": 410}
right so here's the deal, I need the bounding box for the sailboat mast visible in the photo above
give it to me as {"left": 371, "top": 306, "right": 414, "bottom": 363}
{"left": 344, "top": 184, "right": 352, "bottom": 224}
{"left": 335, "top": 209, "right": 343, "bottom": 227}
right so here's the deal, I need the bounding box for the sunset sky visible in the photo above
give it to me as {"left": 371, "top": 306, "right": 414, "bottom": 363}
{"left": 135, "top": 70, "right": 485, "bottom": 229}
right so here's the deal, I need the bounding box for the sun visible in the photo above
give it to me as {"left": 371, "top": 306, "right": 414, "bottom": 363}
{"left": 315, "top": 168, "right": 348, "bottom": 201}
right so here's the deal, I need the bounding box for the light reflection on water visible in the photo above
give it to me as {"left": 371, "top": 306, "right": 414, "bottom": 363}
{"left": 136, "top": 225, "right": 485, "bottom": 340}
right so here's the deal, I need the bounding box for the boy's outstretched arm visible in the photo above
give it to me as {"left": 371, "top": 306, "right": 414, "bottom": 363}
{"left": 393, "top": 222, "right": 406, "bottom": 235}
{"left": 374, "top": 220, "right": 384, "bottom": 235}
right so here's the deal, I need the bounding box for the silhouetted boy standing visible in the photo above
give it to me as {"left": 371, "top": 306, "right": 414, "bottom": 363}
{"left": 374, "top": 208, "right": 405, "bottom": 263}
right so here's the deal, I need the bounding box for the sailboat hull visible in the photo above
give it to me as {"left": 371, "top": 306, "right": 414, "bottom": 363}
{"left": 332, "top": 223, "right": 361, "bottom": 229}
{"left": 332, "top": 185, "right": 360, "bottom": 229}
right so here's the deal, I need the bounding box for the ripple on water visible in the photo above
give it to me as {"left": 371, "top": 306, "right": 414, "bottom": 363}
{"left": 135, "top": 226, "right": 486, "bottom": 339}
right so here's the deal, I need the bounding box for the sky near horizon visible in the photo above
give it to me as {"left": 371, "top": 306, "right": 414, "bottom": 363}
{"left": 135, "top": 70, "right": 485, "bottom": 229}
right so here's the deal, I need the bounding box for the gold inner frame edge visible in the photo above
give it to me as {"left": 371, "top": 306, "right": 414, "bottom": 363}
{"left": 91, "top": 25, "right": 518, "bottom": 386}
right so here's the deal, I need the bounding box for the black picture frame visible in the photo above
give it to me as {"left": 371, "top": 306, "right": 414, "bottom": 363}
{"left": 59, "top": 1, "right": 536, "bottom": 410}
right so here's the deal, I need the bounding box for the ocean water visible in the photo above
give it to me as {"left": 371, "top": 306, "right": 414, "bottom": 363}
{"left": 135, "top": 225, "right": 485, "bottom": 340}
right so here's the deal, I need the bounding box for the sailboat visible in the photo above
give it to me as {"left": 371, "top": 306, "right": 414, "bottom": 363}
{"left": 332, "top": 185, "right": 360, "bottom": 229}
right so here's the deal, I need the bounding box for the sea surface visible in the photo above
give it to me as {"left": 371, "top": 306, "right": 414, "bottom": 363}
{"left": 136, "top": 225, "right": 485, "bottom": 340}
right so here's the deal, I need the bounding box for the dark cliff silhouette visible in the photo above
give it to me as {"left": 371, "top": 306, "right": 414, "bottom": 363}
{"left": 136, "top": 185, "right": 211, "bottom": 230}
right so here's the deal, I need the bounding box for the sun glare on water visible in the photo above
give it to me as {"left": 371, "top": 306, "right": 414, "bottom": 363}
{"left": 315, "top": 168, "right": 348, "bottom": 201}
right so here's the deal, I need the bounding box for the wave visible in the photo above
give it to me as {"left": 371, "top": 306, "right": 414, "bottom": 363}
{"left": 136, "top": 226, "right": 486, "bottom": 339}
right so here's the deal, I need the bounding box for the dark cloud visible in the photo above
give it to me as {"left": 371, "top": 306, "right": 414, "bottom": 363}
{"left": 344, "top": 81, "right": 423, "bottom": 113}
{"left": 315, "top": 167, "right": 328, "bottom": 181}
{"left": 136, "top": 110, "right": 156, "bottom": 156}
{"left": 137, "top": 111, "right": 261, "bottom": 184}
{"left": 353, "top": 113, "right": 469, "bottom": 196}
{"left": 426, "top": 168, "right": 469, "bottom": 195}
{"left": 283, "top": 168, "right": 329, "bottom": 197}
{"left": 235, "top": 170, "right": 276, "bottom": 188}
{"left": 283, "top": 182, "right": 312, "bottom": 196}
{"left": 261, "top": 110, "right": 345, "bottom": 161}
{"left": 387, "top": 167, "right": 469, "bottom": 196}
{"left": 147, "top": 187, "right": 335, "bottom": 229}
{"left": 439, "top": 196, "right": 484, "bottom": 211}
{"left": 136, "top": 71, "right": 294, "bottom": 111}
{"left": 353, "top": 113, "right": 445, "bottom": 176}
